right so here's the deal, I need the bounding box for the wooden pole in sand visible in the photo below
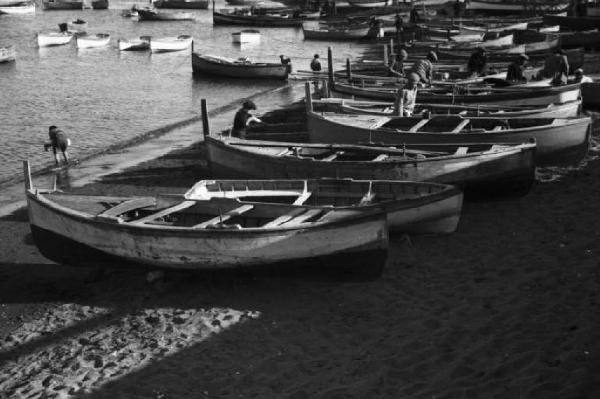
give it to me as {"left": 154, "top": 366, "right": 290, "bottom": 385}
{"left": 346, "top": 58, "right": 352, "bottom": 81}
{"left": 304, "top": 82, "right": 313, "bottom": 114}
{"left": 327, "top": 46, "right": 334, "bottom": 89}
{"left": 23, "top": 160, "right": 32, "bottom": 191}
{"left": 383, "top": 44, "right": 388, "bottom": 66}
{"left": 201, "top": 99, "right": 210, "bottom": 138}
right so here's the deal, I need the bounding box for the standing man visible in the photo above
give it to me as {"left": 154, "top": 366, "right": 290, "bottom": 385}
{"left": 396, "top": 72, "right": 420, "bottom": 116}
{"left": 409, "top": 51, "right": 437, "bottom": 86}
{"left": 310, "top": 54, "right": 321, "bottom": 72}
{"left": 231, "top": 100, "right": 262, "bottom": 139}
{"left": 543, "top": 49, "right": 569, "bottom": 85}
{"left": 44, "top": 125, "right": 70, "bottom": 166}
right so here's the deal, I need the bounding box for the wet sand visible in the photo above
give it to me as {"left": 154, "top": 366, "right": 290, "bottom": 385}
{"left": 1, "top": 135, "right": 599, "bottom": 398}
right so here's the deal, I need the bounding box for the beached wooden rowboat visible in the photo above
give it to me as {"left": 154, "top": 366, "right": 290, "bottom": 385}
{"left": 118, "top": 36, "right": 151, "bottom": 51}
{"left": 184, "top": 178, "right": 463, "bottom": 234}
{"left": 151, "top": 35, "right": 192, "bottom": 52}
{"left": 154, "top": 0, "right": 208, "bottom": 9}
{"left": 465, "top": 0, "right": 569, "bottom": 13}
{"left": 306, "top": 105, "right": 590, "bottom": 166}
{"left": 42, "top": 0, "right": 82, "bottom": 10}
{"left": 0, "top": 1, "right": 35, "bottom": 13}
{"left": 24, "top": 162, "right": 388, "bottom": 279}
{"left": 76, "top": 33, "right": 110, "bottom": 49}
{"left": 231, "top": 30, "right": 260, "bottom": 44}
{"left": 138, "top": 8, "right": 194, "bottom": 21}
{"left": 192, "top": 53, "right": 290, "bottom": 79}
{"left": 204, "top": 136, "right": 536, "bottom": 199}
{"left": 0, "top": 45, "right": 16, "bottom": 63}
{"left": 37, "top": 32, "right": 74, "bottom": 47}
{"left": 315, "top": 98, "right": 582, "bottom": 119}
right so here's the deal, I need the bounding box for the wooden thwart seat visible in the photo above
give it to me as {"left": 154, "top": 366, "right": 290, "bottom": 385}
{"left": 193, "top": 204, "right": 254, "bottom": 229}
{"left": 322, "top": 151, "right": 344, "bottom": 161}
{"left": 278, "top": 209, "right": 324, "bottom": 227}
{"left": 97, "top": 197, "right": 156, "bottom": 218}
{"left": 455, "top": 147, "right": 469, "bottom": 155}
{"left": 409, "top": 119, "right": 430, "bottom": 132}
{"left": 293, "top": 191, "right": 312, "bottom": 205}
{"left": 130, "top": 201, "right": 196, "bottom": 224}
{"left": 451, "top": 119, "right": 470, "bottom": 133}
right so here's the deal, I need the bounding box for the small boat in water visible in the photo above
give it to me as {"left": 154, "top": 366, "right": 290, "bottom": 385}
{"left": 91, "top": 0, "right": 108, "bottom": 9}
{"left": 118, "top": 36, "right": 151, "bottom": 51}
{"left": 24, "top": 161, "right": 389, "bottom": 280}
{"left": 42, "top": 0, "right": 83, "bottom": 10}
{"left": 185, "top": 179, "right": 463, "bottom": 234}
{"left": 150, "top": 35, "right": 192, "bottom": 52}
{"left": 138, "top": 8, "right": 194, "bottom": 21}
{"left": 0, "top": 45, "right": 16, "bottom": 63}
{"left": 76, "top": 33, "right": 110, "bottom": 49}
{"left": 213, "top": 8, "right": 304, "bottom": 27}
{"left": 0, "top": 1, "right": 35, "bottom": 14}
{"left": 37, "top": 31, "right": 74, "bottom": 47}
{"left": 154, "top": 0, "right": 208, "bottom": 9}
{"left": 302, "top": 23, "right": 375, "bottom": 41}
{"left": 192, "top": 53, "right": 290, "bottom": 79}
{"left": 67, "top": 19, "right": 87, "bottom": 34}
{"left": 231, "top": 29, "right": 260, "bottom": 44}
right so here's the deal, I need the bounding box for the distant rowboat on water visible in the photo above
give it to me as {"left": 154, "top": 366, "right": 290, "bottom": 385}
{"left": 0, "top": 45, "right": 16, "bottom": 63}
{"left": 76, "top": 33, "right": 110, "bottom": 49}
{"left": 37, "top": 31, "right": 74, "bottom": 47}
{"left": 231, "top": 30, "right": 260, "bottom": 44}
{"left": 0, "top": 1, "right": 35, "bottom": 14}
{"left": 42, "top": 0, "right": 83, "bottom": 10}
{"left": 137, "top": 8, "right": 194, "bottom": 21}
{"left": 150, "top": 35, "right": 193, "bottom": 52}
{"left": 118, "top": 36, "right": 151, "bottom": 51}
{"left": 192, "top": 53, "right": 290, "bottom": 79}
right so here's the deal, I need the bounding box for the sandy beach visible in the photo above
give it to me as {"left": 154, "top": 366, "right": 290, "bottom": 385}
{"left": 1, "top": 129, "right": 599, "bottom": 398}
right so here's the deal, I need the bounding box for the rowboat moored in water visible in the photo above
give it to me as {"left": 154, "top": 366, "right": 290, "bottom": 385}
{"left": 76, "top": 33, "right": 110, "bottom": 49}
{"left": 231, "top": 29, "right": 260, "bottom": 44}
{"left": 302, "top": 23, "right": 375, "bottom": 41}
{"left": 118, "top": 36, "right": 151, "bottom": 51}
{"left": 154, "top": 0, "right": 208, "bottom": 8}
{"left": 42, "top": 0, "right": 83, "bottom": 10}
{"left": 192, "top": 53, "right": 290, "bottom": 79}
{"left": 37, "top": 31, "right": 74, "bottom": 47}
{"left": 91, "top": 0, "right": 108, "bottom": 9}
{"left": 0, "top": 1, "right": 35, "bottom": 14}
{"left": 0, "top": 45, "right": 16, "bottom": 63}
{"left": 213, "top": 8, "right": 304, "bottom": 27}
{"left": 24, "top": 162, "right": 389, "bottom": 280}
{"left": 138, "top": 8, "right": 194, "bottom": 21}
{"left": 151, "top": 35, "right": 192, "bottom": 52}
{"left": 184, "top": 178, "right": 463, "bottom": 234}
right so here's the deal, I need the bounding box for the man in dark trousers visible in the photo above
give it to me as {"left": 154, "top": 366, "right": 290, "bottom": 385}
{"left": 44, "top": 125, "right": 70, "bottom": 166}
{"left": 231, "top": 100, "right": 262, "bottom": 139}
{"left": 467, "top": 48, "right": 488, "bottom": 77}
{"left": 506, "top": 54, "right": 528, "bottom": 84}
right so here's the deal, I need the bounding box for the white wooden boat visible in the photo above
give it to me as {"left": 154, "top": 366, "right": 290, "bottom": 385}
{"left": 459, "top": 22, "right": 529, "bottom": 34}
{"left": 347, "top": 0, "right": 392, "bottom": 7}
{"left": 150, "top": 35, "right": 192, "bottom": 52}
{"left": 37, "top": 31, "right": 74, "bottom": 47}
{"left": 192, "top": 53, "right": 290, "bottom": 79}
{"left": 118, "top": 36, "right": 151, "bottom": 51}
{"left": 302, "top": 23, "right": 374, "bottom": 41}
{"left": 24, "top": 162, "right": 389, "bottom": 279}
{"left": 231, "top": 30, "right": 260, "bottom": 44}
{"left": 0, "top": 1, "right": 35, "bottom": 13}
{"left": 0, "top": 45, "right": 16, "bottom": 63}
{"left": 465, "top": 0, "right": 569, "bottom": 13}
{"left": 67, "top": 19, "right": 87, "bottom": 34}
{"left": 76, "top": 33, "right": 110, "bottom": 49}
{"left": 42, "top": 0, "right": 83, "bottom": 10}
{"left": 185, "top": 179, "right": 463, "bottom": 234}
{"left": 0, "top": 0, "right": 26, "bottom": 6}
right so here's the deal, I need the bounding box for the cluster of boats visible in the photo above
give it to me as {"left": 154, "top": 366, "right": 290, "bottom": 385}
{"left": 20, "top": 0, "right": 600, "bottom": 279}
{"left": 0, "top": 0, "right": 108, "bottom": 13}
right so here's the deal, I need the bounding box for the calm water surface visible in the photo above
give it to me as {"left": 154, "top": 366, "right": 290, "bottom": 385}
{"left": 0, "top": 1, "right": 368, "bottom": 183}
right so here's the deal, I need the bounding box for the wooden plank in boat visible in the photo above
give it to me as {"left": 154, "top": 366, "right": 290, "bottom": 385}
{"left": 455, "top": 147, "right": 469, "bottom": 155}
{"left": 293, "top": 191, "right": 312, "bottom": 205}
{"left": 278, "top": 209, "right": 324, "bottom": 227}
{"left": 372, "top": 154, "right": 388, "bottom": 162}
{"left": 97, "top": 197, "right": 157, "bottom": 218}
{"left": 130, "top": 201, "right": 196, "bottom": 224}
{"left": 409, "top": 119, "right": 430, "bottom": 132}
{"left": 322, "top": 151, "right": 344, "bottom": 161}
{"left": 262, "top": 208, "right": 308, "bottom": 228}
{"left": 452, "top": 119, "right": 471, "bottom": 133}
{"left": 193, "top": 204, "right": 254, "bottom": 228}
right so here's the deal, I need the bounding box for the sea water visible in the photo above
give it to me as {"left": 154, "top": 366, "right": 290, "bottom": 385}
{"left": 0, "top": 0, "right": 367, "bottom": 183}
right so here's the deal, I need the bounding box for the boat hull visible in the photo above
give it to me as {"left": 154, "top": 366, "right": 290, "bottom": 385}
{"left": 27, "top": 192, "right": 388, "bottom": 277}
{"left": 37, "top": 32, "right": 74, "bottom": 47}
{"left": 155, "top": 0, "right": 208, "bottom": 9}
{"left": 0, "top": 2, "right": 35, "bottom": 13}
{"left": 91, "top": 0, "right": 108, "bottom": 9}
{"left": 151, "top": 36, "right": 192, "bottom": 52}
{"left": 76, "top": 35, "right": 110, "bottom": 49}
{"left": 118, "top": 37, "right": 151, "bottom": 51}
{"left": 213, "top": 11, "right": 303, "bottom": 27}
{"left": 192, "top": 53, "right": 289, "bottom": 79}
{"left": 306, "top": 112, "right": 590, "bottom": 166}
{"left": 42, "top": 0, "right": 82, "bottom": 9}
{"left": 0, "top": 45, "right": 16, "bottom": 63}
{"left": 232, "top": 30, "right": 260, "bottom": 43}
{"left": 138, "top": 9, "right": 194, "bottom": 21}
{"left": 205, "top": 136, "right": 536, "bottom": 199}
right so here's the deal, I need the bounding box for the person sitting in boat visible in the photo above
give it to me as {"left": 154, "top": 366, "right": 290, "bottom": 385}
{"left": 396, "top": 72, "right": 420, "bottom": 117}
{"left": 409, "top": 51, "right": 437, "bottom": 86}
{"left": 574, "top": 68, "right": 593, "bottom": 83}
{"left": 506, "top": 54, "right": 528, "bottom": 84}
{"left": 467, "top": 48, "right": 488, "bottom": 77}
{"left": 389, "top": 49, "right": 408, "bottom": 78}
{"left": 543, "top": 49, "right": 569, "bottom": 86}
{"left": 44, "top": 126, "right": 70, "bottom": 166}
{"left": 231, "top": 100, "right": 262, "bottom": 139}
